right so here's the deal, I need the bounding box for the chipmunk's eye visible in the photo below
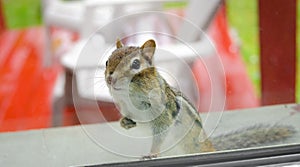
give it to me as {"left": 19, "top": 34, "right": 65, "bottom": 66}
{"left": 105, "top": 61, "right": 108, "bottom": 67}
{"left": 131, "top": 59, "right": 140, "bottom": 69}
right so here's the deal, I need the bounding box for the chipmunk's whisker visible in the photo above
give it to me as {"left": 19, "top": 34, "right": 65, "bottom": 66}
{"left": 82, "top": 79, "right": 105, "bottom": 91}
{"left": 96, "top": 82, "right": 107, "bottom": 88}
{"left": 94, "top": 79, "right": 105, "bottom": 85}
{"left": 84, "top": 76, "right": 105, "bottom": 80}
{"left": 94, "top": 76, "right": 105, "bottom": 79}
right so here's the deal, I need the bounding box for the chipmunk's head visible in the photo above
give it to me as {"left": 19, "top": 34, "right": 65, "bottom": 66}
{"left": 105, "top": 39, "right": 156, "bottom": 91}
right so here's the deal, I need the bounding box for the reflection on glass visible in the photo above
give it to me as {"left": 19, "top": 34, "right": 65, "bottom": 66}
{"left": 0, "top": 0, "right": 299, "bottom": 166}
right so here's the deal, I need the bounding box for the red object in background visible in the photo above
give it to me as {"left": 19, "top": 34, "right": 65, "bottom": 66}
{"left": 192, "top": 6, "right": 259, "bottom": 112}
{"left": 63, "top": 102, "right": 120, "bottom": 126}
{"left": 258, "top": 0, "right": 296, "bottom": 105}
{"left": 0, "top": 28, "right": 59, "bottom": 132}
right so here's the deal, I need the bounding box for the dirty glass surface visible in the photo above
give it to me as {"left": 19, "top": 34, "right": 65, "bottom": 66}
{"left": 0, "top": 0, "right": 299, "bottom": 166}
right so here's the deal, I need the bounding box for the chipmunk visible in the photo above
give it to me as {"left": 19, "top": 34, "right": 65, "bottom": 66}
{"left": 104, "top": 39, "right": 296, "bottom": 158}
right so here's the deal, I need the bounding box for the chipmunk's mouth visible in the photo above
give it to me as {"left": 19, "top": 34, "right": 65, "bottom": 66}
{"left": 111, "top": 84, "right": 123, "bottom": 91}
{"left": 109, "top": 77, "right": 130, "bottom": 91}
{"left": 107, "top": 82, "right": 121, "bottom": 91}
{"left": 112, "top": 86, "right": 122, "bottom": 91}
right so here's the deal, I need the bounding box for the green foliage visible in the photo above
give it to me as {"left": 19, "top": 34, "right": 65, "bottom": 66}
{"left": 164, "top": 1, "right": 187, "bottom": 9}
{"left": 2, "top": 0, "right": 42, "bottom": 29}
{"left": 226, "top": 0, "right": 260, "bottom": 96}
{"left": 297, "top": 1, "right": 300, "bottom": 102}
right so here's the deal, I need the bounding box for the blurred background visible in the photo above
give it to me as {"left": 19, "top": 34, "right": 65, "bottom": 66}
{"left": 0, "top": 0, "right": 299, "bottom": 132}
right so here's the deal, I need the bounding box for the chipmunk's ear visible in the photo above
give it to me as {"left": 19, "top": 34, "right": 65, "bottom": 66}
{"left": 141, "top": 39, "right": 156, "bottom": 63}
{"left": 116, "top": 38, "right": 123, "bottom": 48}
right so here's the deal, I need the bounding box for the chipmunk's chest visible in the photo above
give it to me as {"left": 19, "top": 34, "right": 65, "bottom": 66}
{"left": 113, "top": 80, "right": 166, "bottom": 122}
{"left": 111, "top": 85, "right": 153, "bottom": 119}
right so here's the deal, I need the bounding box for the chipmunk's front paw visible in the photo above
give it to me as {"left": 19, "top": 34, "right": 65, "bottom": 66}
{"left": 141, "top": 153, "right": 158, "bottom": 160}
{"left": 120, "top": 117, "right": 136, "bottom": 129}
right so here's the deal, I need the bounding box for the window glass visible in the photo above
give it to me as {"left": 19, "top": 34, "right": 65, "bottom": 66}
{"left": 0, "top": 0, "right": 299, "bottom": 166}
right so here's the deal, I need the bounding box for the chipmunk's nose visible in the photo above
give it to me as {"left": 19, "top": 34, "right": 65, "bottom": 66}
{"left": 107, "top": 76, "right": 116, "bottom": 85}
{"left": 107, "top": 76, "right": 112, "bottom": 85}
